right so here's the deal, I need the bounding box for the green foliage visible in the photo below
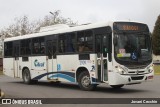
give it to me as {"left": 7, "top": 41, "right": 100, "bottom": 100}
{"left": 154, "top": 65, "right": 160, "bottom": 75}
{"left": 152, "top": 15, "right": 160, "bottom": 55}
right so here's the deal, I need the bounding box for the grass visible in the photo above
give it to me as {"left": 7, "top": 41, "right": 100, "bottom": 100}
{"left": 154, "top": 65, "right": 160, "bottom": 75}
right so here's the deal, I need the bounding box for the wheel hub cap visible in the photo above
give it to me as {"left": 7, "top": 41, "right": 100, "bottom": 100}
{"left": 81, "top": 76, "right": 90, "bottom": 87}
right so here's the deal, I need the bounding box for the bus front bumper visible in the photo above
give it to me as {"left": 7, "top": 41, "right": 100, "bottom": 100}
{"left": 108, "top": 72, "right": 154, "bottom": 85}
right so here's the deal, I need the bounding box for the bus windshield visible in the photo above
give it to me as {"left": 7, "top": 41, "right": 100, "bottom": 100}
{"left": 114, "top": 33, "right": 152, "bottom": 64}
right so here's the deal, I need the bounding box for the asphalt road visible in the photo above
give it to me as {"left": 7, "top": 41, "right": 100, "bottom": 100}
{"left": 0, "top": 75, "right": 160, "bottom": 107}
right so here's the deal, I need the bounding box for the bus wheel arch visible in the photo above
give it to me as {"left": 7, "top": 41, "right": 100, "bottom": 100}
{"left": 76, "top": 67, "right": 89, "bottom": 82}
{"left": 22, "top": 67, "right": 37, "bottom": 84}
{"left": 76, "top": 67, "right": 96, "bottom": 91}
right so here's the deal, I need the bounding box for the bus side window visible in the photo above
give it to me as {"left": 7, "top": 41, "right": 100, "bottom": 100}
{"left": 53, "top": 42, "right": 56, "bottom": 55}
{"left": 40, "top": 39, "right": 45, "bottom": 54}
{"left": 66, "top": 33, "right": 76, "bottom": 53}
{"left": 32, "top": 37, "right": 45, "bottom": 55}
{"left": 77, "top": 31, "right": 84, "bottom": 52}
{"left": 20, "top": 40, "right": 25, "bottom": 55}
{"left": 27, "top": 40, "right": 32, "bottom": 55}
{"left": 59, "top": 35, "right": 65, "bottom": 53}
{"left": 95, "top": 35, "right": 101, "bottom": 57}
{"left": 77, "top": 30, "right": 93, "bottom": 52}
{"left": 47, "top": 41, "right": 52, "bottom": 59}
{"left": 58, "top": 33, "right": 76, "bottom": 53}
{"left": 4, "top": 42, "right": 13, "bottom": 57}
{"left": 20, "top": 39, "right": 31, "bottom": 55}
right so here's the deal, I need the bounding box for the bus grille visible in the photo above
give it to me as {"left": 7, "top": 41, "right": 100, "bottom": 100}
{"left": 131, "top": 76, "right": 144, "bottom": 80}
{"left": 126, "top": 65, "right": 147, "bottom": 69}
{"left": 128, "top": 71, "right": 145, "bottom": 74}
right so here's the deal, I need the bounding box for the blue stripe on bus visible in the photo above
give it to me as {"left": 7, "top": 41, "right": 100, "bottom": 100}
{"left": 49, "top": 73, "right": 75, "bottom": 82}
{"left": 32, "top": 72, "right": 97, "bottom": 83}
{"left": 32, "top": 72, "right": 51, "bottom": 80}
{"left": 32, "top": 71, "right": 75, "bottom": 80}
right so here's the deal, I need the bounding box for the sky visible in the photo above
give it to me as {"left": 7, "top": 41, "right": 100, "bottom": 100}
{"left": 0, "top": 0, "right": 160, "bottom": 32}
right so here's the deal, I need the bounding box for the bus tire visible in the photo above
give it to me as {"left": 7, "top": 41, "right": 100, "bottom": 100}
{"left": 110, "top": 85, "right": 124, "bottom": 89}
{"left": 78, "top": 71, "right": 96, "bottom": 91}
{"left": 22, "top": 68, "right": 32, "bottom": 84}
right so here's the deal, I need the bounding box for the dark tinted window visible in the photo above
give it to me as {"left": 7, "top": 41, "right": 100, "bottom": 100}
{"left": 59, "top": 34, "right": 65, "bottom": 53}
{"left": 14, "top": 45, "right": 19, "bottom": 57}
{"left": 32, "top": 37, "right": 45, "bottom": 54}
{"left": 4, "top": 42, "right": 13, "bottom": 57}
{"left": 20, "top": 39, "right": 31, "bottom": 55}
{"left": 59, "top": 33, "right": 76, "bottom": 53}
{"left": 77, "top": 30, "right": 93, "bottom": 52}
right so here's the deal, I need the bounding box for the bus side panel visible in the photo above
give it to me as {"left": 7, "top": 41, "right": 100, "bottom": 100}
{"left": 108, "top": 72, "right": 127, "bottom": 85}
{"left": 30, "top": 56, "right": 47, "bottom": 80}
{"left": 3, "top": 58, "right": 14, "bottom": 77}
{"left": 19, "top": 57, "right": 32, "bottom": 79}
{"left": 56, "top": 54, "right": 79, "bottom": 83}
{"left": 89, "top": 54, "right": 97, "bottom": 83}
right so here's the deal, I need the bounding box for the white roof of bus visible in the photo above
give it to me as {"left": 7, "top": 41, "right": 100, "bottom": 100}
{"left": 4, "top": 21, "right": 114, "bottom": 42}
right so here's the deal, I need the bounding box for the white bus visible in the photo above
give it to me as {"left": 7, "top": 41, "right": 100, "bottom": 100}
{"left": 3, "top": 21, "right": 154, "bottom": 91}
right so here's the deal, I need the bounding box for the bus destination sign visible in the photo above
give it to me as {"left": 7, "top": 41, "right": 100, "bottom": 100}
{"left": 113, "top": 22, "right": 149, "bottom": 32}
{"left": 122, "top": 25, "right": 139, "bottom": 31}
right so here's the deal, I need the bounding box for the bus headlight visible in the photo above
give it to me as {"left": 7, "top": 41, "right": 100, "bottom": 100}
{"left": 115, "top": 66, "right": 126, "bottom": 74}
{"left": 148, "top": 66, "right": 154, "bottom": 73}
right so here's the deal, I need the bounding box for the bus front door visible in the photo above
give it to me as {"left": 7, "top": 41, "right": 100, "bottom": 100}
{"left": 14, "top": 45, "right": 20, "bottom": 78}
{"left": 96, "top": 34, "right": 111, "bottom": 82}
{"left": 46, "top": 40, "right": 57, "bottom": 80}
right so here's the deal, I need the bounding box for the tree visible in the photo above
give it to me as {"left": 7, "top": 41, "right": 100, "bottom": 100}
{"left": 0, "top": 10, "right": 77, "bottom": 38}
{"left": 152, "top": 15, "right": 160, "bottom": 55}
{"left": 0, "top": 15, "right": 33, "bottom": 37}
{"left": 36, "top": 10, "right": 77, "bottom": 31}
{"left": 0, "top": 10, "right": 77, "bottom": 56}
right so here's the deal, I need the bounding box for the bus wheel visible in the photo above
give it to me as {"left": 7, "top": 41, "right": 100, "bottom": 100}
{"left": 78, "top": 71, "right": 96, "bottom": 91}
{"left": 22, "top": 68, "right": 32, "bottom": 84}
{"left": 110, "top": 85, "right": 124, "bottom": 89}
